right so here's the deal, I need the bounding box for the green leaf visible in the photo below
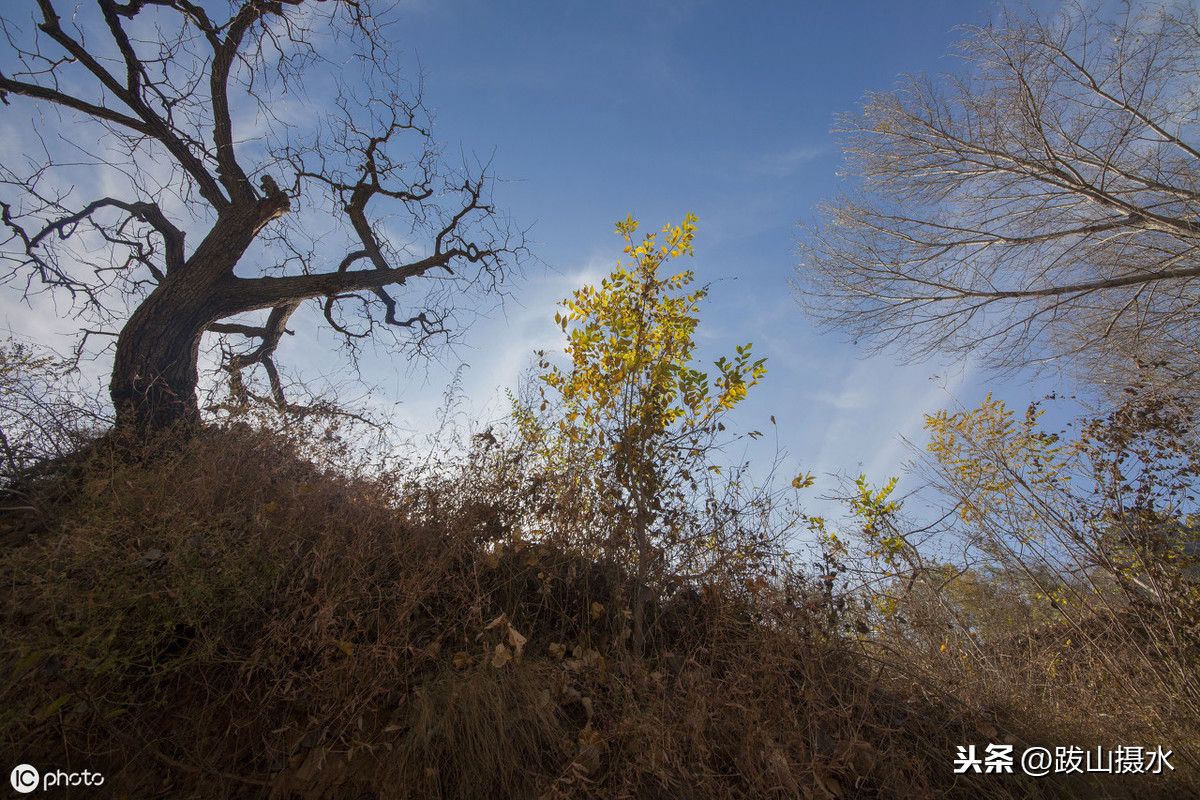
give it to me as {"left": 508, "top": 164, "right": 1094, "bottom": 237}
{"left": 39, "top": 693, "right": 73, "bottom": 721}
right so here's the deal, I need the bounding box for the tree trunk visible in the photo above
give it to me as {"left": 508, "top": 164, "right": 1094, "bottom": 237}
{"left": 110, "top": 277, "right": 217, "bottom": 431}
{"left": 109, "top": 194, "right": 289, "bottom": 431}
{"left": 631, "top": 490, "right": 650, "bottom": 659}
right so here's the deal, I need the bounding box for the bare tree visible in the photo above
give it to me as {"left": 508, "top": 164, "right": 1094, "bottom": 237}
{"left": 0, "top": 337, "right": 108, "bottom": 483}
{"left": 0, "top": 0, "right": 519, "bottom": 431}
{"left": 793, "top": 1, "right": 1200, "bottom": 397}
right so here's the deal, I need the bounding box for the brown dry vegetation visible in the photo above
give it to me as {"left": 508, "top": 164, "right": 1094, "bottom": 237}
{"left": 0, "top": 422, "right": 1196, "bottom": 799}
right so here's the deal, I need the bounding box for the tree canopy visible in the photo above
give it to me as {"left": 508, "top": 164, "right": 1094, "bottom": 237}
{"left": 793, "top": 1, "right": 1200, "bottom": 398}
{"left": 0, "top": 0, "right": 519, "bottom": 431}
{"left": 531, "top": 214, "right": 766, "bottom": 653}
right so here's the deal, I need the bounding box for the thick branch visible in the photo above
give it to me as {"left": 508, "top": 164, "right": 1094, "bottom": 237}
{"left": 208, "top": 1, "right": 303, "bottom": 202}
{"left": 221, "top": 300, "right": 300, "bottom": 408}
{"left": 214, "top": 250, "right": 469, "bottom": 316}
{"left": 0, "top": 74, "right": 153, "bottom": 134}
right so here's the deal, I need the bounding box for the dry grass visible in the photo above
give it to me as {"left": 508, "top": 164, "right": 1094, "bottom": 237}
{"left": 856, "top": 580, "right": 1200, "bottom": 800}
{"left": 0, "top": 424, "right": 1191, "bottom": 798}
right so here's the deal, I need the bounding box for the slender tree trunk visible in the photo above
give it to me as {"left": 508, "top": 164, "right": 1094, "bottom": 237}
{"left": 632, "top": 530, "right": 648, "bottom": 658}
{"left": 631, "top": 485, "right": 650, "bottom": 659}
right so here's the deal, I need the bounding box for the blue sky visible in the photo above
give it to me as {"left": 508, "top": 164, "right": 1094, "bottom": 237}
{"left": 1, "top": 0, "right": 1078, "bottom": 519}
{"left": 358, "top": 0, "right": 1073, "bottom": 508}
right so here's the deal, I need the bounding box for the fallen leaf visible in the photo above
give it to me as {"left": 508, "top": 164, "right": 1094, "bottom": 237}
{"left": 491, "top": 643, "right": 512, "bottom": 668}
{"left": 453, "top": 651, "right": 474, "bottom": 670}
{"left": 507, "top": 626, "right": 527, "bottom": 658}
{"left": 575, "top": 744, "right": 601, "bottom": 775}
{"left": 578, "top": 724, "right": 602, "bottom": 748}
{"left": 814, "top": 766, "right": 843, "bottom": 799}
{"left": 850, "top": 740, "right": 877, "bottom": 772}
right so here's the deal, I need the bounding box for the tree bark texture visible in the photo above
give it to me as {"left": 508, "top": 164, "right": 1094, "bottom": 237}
{"left": 110, "top": 196, "right": 287, "bottom": 429}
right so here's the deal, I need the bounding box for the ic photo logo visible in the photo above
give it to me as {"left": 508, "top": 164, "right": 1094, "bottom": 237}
{"left": 10, "top": 765, "right": 38, "bottom": 794}
{"left": 9, "top": 764, "right": 105, "bottom": 793}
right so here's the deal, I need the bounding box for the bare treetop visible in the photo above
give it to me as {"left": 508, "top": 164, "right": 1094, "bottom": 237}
{"left": 0, "top": 0, "right": 522, "bottom": 430}
{"left": 793, "top": 1, "right": 1200, "bottom": 397}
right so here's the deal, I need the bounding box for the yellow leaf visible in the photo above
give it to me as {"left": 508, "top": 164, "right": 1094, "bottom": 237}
{"left": 336, "top": 640, "right": 354, "bottom": 657}
{"left": 792, "top": 472, "right": 816, "bottom": 490}
{"left": 590, "top": 601, "right": 604, "bottom": 621}
{"left": 454, "top": 651, "right": 474, "bottom": 669}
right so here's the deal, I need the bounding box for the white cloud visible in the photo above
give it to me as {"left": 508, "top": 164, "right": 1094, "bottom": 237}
{"left": 750, "top": 145, "right": 826, "bottom": 177}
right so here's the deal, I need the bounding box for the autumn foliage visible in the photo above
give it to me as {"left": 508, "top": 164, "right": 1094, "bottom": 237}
{"left": 531, "top": 215, "right": 767, "bottom": 655}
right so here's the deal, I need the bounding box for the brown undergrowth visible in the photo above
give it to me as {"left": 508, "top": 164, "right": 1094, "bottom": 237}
{"left": 863, "top": 607, "right": 1200, "bottom": 800}
{"left": 0, "top": 424, "right": 1182, "bottom": 798}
